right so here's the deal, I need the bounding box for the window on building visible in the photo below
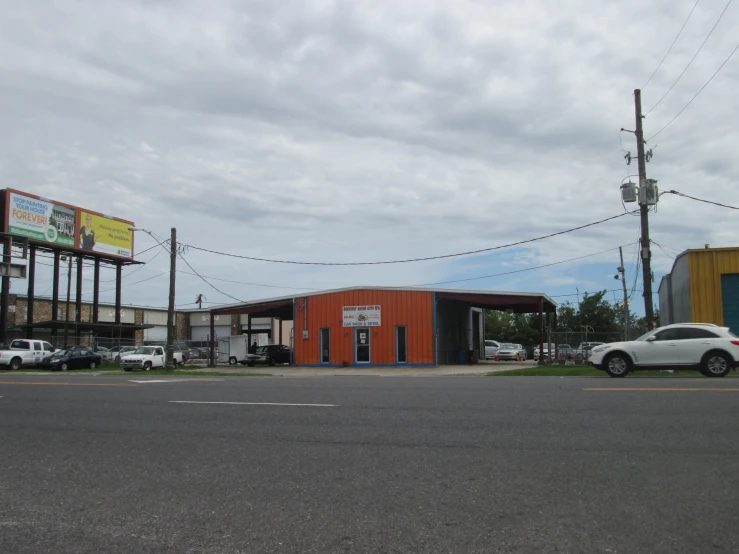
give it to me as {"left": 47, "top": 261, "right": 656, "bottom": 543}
{"left": 57, "top": 308, "right": 62, "bottom": 320}
{"left": 24, "top": 306, "right": 28, "bottom": 322}
{"left": 397, "top": 326, "right": 408, "bottom": 363}
{"left": 320, "top": 328, "right": 330, "bottom": 364}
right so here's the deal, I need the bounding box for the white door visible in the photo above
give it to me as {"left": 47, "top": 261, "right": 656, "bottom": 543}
{"left": 637, "top": 327, "right": 681, "bottom": 366}
{"left": 674, "top": 327, "right": 723, "bottom": 365}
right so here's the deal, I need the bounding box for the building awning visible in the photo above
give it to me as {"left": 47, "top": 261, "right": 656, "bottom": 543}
{"left": 10, "top": 320, "right": 155, "bottom": 332}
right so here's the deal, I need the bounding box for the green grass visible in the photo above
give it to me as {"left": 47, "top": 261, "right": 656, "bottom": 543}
{"left": 489, "top": 365, "right": 737, "bottom": 377}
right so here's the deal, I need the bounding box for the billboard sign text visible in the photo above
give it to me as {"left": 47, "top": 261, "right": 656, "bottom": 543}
{"left": 79, "top": 211, "right": 133, "bottom": 258}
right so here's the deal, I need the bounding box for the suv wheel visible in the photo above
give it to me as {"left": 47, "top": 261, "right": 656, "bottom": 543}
{"left": 604, "top": 353, "right": 631, "bottom": 378}
{"left": 10, "top": 357, "right": 21, "bottom": 371}
{"left": 702, "top": 351, "right": 730, "bottom": 378}
{"left": 144, "top": 361, "right": 152, "bottom": 371}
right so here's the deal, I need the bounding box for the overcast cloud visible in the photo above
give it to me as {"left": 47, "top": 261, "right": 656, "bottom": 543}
{"left": 1, "top": 0, "right": 737, "bottom": 313}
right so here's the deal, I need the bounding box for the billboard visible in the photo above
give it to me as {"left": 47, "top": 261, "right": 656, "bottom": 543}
{"left": 78, "top": 211, "right": 133, "bottom": 258}
{"left": 343, "top": 305, "right": 382, "bottom": 327}
{"left": 3, "top": 189, "right": 134, "bottom": 259}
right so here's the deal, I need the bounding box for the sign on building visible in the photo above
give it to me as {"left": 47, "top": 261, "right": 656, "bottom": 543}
{"left": 342, "top": 305, "right": 381, "bottom": 327}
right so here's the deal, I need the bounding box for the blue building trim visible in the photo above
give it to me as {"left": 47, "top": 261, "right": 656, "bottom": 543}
{"left": 433, "top": 292, "right": 437, "bottom": 367}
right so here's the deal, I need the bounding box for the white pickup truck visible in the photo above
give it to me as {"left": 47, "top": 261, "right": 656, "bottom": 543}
{"left": 120, "top": 346, "right": 183, "bottom": 371}
{"left": 0, "top": 339, "right": 56, "bottom": 370}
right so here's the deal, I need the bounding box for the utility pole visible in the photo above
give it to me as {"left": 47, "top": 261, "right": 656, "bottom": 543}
{"left": 634, "top": 89, "right": 655, "bottom": 326}
{"left": 166, "top": 227, "right": 177, "bottom": 369}
{"left": 618, "top": 246, "right": 630, "bottom": 341}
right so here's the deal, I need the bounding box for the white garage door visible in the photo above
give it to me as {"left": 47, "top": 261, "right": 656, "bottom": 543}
{"left": 192, "top": 325, "right": 231, "bottom": 342}
{"left": 144, "top": 326, "right": 168, "bottom": 341}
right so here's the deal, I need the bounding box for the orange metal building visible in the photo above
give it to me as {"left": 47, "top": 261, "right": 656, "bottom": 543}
{"left": 208, "top": 287, "right": 556, "bottom": 367}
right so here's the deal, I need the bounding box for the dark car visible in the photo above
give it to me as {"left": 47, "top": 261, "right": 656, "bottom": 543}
{"left": 40, "top": 347, "right": 103, "bottom": 371}
{"left": 242, "top": 344, "right": 292, "bottom": 367}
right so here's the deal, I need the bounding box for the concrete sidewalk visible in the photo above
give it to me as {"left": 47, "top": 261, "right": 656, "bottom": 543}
{"left": 195, "top": 361, "right": 534, "bottom": 377}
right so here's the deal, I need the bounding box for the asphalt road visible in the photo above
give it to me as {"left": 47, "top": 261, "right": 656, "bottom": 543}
{"left": 1, "top": 374, "right": 738, "bottom": 554}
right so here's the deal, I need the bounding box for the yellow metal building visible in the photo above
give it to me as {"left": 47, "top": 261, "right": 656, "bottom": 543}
{"left": 659, "top": 246, "right": 739, "bottom": 332}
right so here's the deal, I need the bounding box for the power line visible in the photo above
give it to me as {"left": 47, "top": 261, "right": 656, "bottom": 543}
{"left": 648, "top": 39, "right": 739, "bottom": 141}
{"left": 663, "top": 189, "right": 739, "bottom": 210}
{"left": 177, "top": 252, "right": 244, "bottom": 303}
{"left": 178, "top": 212, "right": 635, "bottom": 266}
{"left": 652, "top": 240, "right": 677, "bottom": 259}
{"left": 176, "top": 270, "right": 314, "bottom": 291}
{"left": 642, "top": 0, "right": 702, "bottom": 89}
{"left": 409, "top": 245, "right": 630, "bottom": 287}
{"left": 646, "top": 0, "right": 733, "bottom": 116}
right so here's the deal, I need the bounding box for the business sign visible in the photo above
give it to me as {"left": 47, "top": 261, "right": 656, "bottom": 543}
{"left": 7, "top": 192, "right": 76, "bottom": 247}
{"left": 79, "top": 211, "right": 133, "bottom": 258}
{"left": 342, "top": 305, "right": 381, "bottom": 327}
{"left": 3, "top": 189, "right": 134, "bottom": 259}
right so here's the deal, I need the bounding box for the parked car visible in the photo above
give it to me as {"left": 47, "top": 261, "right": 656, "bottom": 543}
{"left": 0, "top": 339, "right": 56, "bottom": 369}
{"left": 110, "top": 346, "right": 137, "bottom": 362}
{"left": 496, "top": 343, "right": 526, "bottom": 361}
{"left": 484, "top": 340, "right": 501, "bottom": 359}
{"left": 589, "top": 323, "right": 739, "bottom": 378}
{"left": 121, "top": 346, "right": 183, "bottom": 371}
{"left": 575, "top": 342, "right": 606, "bottom": 360}
{"left": 533, "top": 344, "right": 554, "bottom": 361}
{"left": 242, "top": 344, "right": 292, "bottom": 367}
{"left": 40, "top": 347, "right": 103, "bottom": 371}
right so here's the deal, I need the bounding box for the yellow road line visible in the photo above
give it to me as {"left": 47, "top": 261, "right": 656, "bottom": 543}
{"left": 584, "top": 387, "right": 739, "bottom": 392}
{"left": 0, "top": 382, "right": 137, "bottom": 387}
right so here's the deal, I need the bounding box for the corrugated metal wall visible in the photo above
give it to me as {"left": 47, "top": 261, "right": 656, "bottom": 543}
{"left": 294, "top": 290, "right": 435, "bottom": 365}
{"left": 671, "top": 254, "right": 692, "bottom": 323}
{"left": 688, "top": 249, "right": 739, "bottom": 325}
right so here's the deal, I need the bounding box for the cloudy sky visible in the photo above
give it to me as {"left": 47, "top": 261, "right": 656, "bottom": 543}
{"left": 2, "top": 0, "right": 738, "bottom": 314}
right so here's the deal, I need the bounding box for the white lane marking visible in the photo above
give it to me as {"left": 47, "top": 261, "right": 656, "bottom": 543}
{"left": 168, "top": 401, "right": 338, "bottom": 407}
{"left": 129, "top": 379, "right": 224, "bottom": 384}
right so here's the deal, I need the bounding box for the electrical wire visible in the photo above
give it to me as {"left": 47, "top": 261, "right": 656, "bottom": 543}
{"left": 408, "top": 245, "right": 629, "bottom": 287}
{"left": 175, "top": 270, "right": 314, "bottom": 291}
{"left": 177, "top": 212, "right": 635, "bottom": 266}
{"left": 642, "top": 0, "right": 702, "bottom": 89}
{"left": 176, "top": 252, "right": 244, "bottom": 303}
{"left": 663, "top": 189, "right": 739, "bottom": 210}
{"left": 648, "top": 40, "right": 739, "bottom": 141}
{"left": 146, "top": 229, "right": 245, "bottom": 304}
{"left": 646, "top": 0, "right": 733, "bottom": 116}
{"left": 652, "top": 240, "right": 677, "bottom": 259}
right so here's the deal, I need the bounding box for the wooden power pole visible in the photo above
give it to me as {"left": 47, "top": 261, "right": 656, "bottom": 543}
{"left": 634, "top": 89, "right": 655, "bottom": 326}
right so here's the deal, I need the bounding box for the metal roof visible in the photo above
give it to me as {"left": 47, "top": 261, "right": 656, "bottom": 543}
{"left": 209, "top": 286, "right": 557, "bottom": 315}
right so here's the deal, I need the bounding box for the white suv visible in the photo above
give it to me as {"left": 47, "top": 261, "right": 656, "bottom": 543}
{"left": 589, "top": 323, "right": 739, "bottom": 378}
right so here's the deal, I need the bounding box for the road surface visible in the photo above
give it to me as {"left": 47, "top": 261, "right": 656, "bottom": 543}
{"left": 1, "top": 374, "right": 738, "bottom": 553}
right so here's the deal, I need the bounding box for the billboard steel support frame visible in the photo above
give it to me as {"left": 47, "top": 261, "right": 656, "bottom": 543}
{"left": 93, "top": 258, "right": 100, "bottom": 324}
{"left": 51, "top": 250, "right": 61, "bottom": 338}
{"left": 26, "top": 245, "right": 36, "bottom": 339}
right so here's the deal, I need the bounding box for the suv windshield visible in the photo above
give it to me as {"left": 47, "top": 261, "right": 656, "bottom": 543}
{"left": 133, "top": 347, "right": 157, "bottom": 355}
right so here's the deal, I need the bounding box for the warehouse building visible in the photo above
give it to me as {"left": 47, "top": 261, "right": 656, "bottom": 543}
{"left": 207, "top": 287, "right": 556, "bottom": 367}
{"left": 659, "top": 246, "right": 739, "bottom": 333}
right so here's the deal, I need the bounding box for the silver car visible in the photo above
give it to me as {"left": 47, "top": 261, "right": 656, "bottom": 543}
{"left": 484, "top": 340, "right": 501, "bottom": 359}
{"left": 497, "top": 343, "right": 526, "bottom": 361}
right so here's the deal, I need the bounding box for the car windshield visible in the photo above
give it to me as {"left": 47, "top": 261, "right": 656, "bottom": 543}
{"left": 256, "top": 346, "right": 269, "bottom": 353}
{"left": 501, "top": 344, "right": 517, "bottom": 349}
{"left": 133, "top": 347, "right": 157, "bottom": 355}
{"left": 53, "top": 349, "right": 70, "bottom": 356}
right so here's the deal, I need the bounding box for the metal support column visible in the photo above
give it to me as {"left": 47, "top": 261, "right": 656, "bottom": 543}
{"left": 26, "top": 246, "right": 36, "bottom": 339}
{"left": 538, "top": 299, "right": 544, "bottom": 366}
{"left": 278, "top": 318, "right": 283, "bottom": 345}
{"left": 0, "top": 236, "right": 10, "bottom": 345}
{"left": 92, "top": 258, "right": 100, "bottom": 324}
{"left": 51, "top": 250, "right": 61, "bottom": 338}
{"left": 75, "top": 257, "right": 83, "bottom": 334}
{"left": 247, "top": 314, "right": 252, "bottom": 349}
{"left": 209, "top": 312, "right": 215, "bottom": 367}
{"left": 114, "top": 262, "right": 122, "bottom": 324}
